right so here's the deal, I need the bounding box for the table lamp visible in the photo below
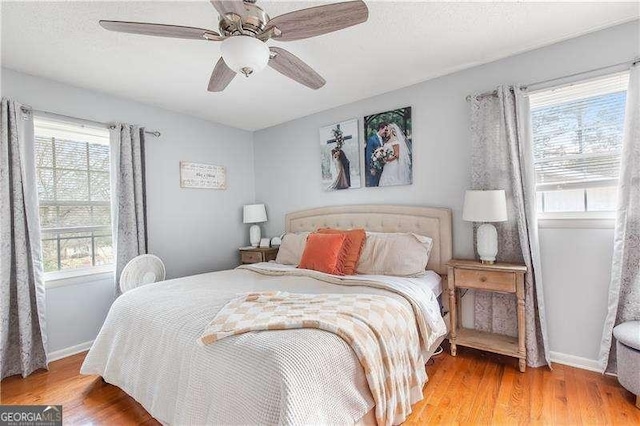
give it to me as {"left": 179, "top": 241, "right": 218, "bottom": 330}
{"left": 463, "top": 190, "right": 508, "bottom": 264}
{"left": 243, "top": 204, "right": 268, "bottom": 247}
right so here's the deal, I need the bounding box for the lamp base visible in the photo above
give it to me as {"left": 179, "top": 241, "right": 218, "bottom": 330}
{"left": 477, "top": 223, "right": 498, "bottom": 264}
{"left": 249, "top": 224, "right": 261, "bottom": 247}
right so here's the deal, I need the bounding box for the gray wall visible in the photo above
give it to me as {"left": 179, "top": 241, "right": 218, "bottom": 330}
{"left": 1, "top": 68, "right": 255, "bottom": 354}
{"left": 540, "top": 227, "right": 614, "bottom": 366}
{"left": 254, "top": 21, "right": 638, "bottom": 241}
{"left": 253, "top": 21, "right": 639, "bottom": 365}
{"left": 2, "top": 21, "right": 637, "bottom": 366}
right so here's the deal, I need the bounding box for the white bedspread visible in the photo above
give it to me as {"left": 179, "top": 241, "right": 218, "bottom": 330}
{"left": 81, "top": 263, "right": 446, "bottom": 425}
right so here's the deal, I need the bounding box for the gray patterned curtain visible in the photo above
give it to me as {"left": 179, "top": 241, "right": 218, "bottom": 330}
{"left": 110, "top": 124, "right": 147, "bottom": 296}
{"left": 599, "top": 65, "right": 640, "bottom": 374}
{"left": 1, "top": 98, "right": 48, "bottom": 379}
{"left": 469, "top": 87, "right": 550, "bottom": 368}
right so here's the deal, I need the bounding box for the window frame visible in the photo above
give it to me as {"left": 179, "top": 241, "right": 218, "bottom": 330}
{"left": 44, "top": 265, "right": 115, "bottom": 288}
{"left": 528, "top": 71, "right": 628, "bottom": 224}
{"left": 536, "top": 187, "right": 618, "bottom": 221}
{"left": 33, "top": 114, "right": 115, "bottom": 283}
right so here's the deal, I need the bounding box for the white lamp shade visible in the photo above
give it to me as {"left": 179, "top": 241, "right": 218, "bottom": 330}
{"left": 243, "top": 204, "right": 267, "bottom": 224}
{"left": 221, "top": 36, "right": 270, "bottom": 76}
{"left": 462, "top": 190, "right": 508, "bottom": 222}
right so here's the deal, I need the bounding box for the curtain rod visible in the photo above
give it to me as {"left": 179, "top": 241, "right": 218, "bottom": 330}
{"left": 19, "top": 105, "right": 161, "bottom": 137}
{"left": 466, "top": 57, "right": 639, "bottom": 102}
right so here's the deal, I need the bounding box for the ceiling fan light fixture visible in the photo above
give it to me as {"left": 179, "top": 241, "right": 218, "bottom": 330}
{"left": 220, "top": 36, "right": 269, "bottom": 77}
{"left": 100, "top": 1, "right": 369, "bottom": 91}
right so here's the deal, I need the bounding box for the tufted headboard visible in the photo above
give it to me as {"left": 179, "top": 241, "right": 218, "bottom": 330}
{"left": 285, "top": 205, "right": 453, "bottom": 275}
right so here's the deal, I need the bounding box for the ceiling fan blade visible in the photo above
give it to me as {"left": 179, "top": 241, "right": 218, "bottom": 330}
{"left": 208, "top": 58, "right": 236, "bottom": 92}
{"left": 99, "top": 20, "right": 223, "bottom": 41}
{"left": 210, "top": 1, "right": 247, "bottom": 19}
{"left": 268, "top": 47, "right": 326, "bottom": 90}
{"left": 265, "top": 0, "right": 368, "bottom": 42}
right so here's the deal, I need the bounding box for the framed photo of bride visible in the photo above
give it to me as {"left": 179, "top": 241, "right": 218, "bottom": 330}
{"left": 363, "top": 106, "right": 413, "bottom": 187}
{"left": 319, "top": 118, "right": 361, "bottom": 191}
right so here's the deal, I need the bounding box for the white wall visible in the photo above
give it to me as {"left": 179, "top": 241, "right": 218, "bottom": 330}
{"left": 1, "top": 68, "right": 256, "bottom": 354}
{"left": 253, "top": 21, "right": 638, "bottom": 366}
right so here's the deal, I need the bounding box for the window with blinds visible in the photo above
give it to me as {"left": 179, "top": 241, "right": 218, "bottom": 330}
{"left": 529, "top": 72, "right": 629, "bottom": 216}
{"left": 34, "top": 116, "right": 113, "bottom": 275}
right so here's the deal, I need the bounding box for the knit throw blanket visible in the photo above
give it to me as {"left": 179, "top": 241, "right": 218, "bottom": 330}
{"left": 200, "top": 291, "right": 427, "bottom": 426}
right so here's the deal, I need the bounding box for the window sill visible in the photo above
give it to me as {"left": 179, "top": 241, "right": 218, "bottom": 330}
{"left": 45, "top": 265, "right": 114, "bottom": 289}
{"left": 538, "top": 218, "right": 615, "bottom": 229}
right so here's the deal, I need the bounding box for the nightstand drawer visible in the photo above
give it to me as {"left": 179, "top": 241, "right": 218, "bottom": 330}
{"left": 454, "top": 269, "right": 516, "bottom": 293}
{"left": 241, "top": 251, "right": 263, "bottom": 264}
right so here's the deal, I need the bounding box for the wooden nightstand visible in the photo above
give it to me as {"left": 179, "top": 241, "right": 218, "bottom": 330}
{"left": 239, "top": 247, "right": 279, "bottom": 264}
{"left": 447, "top": 259, "right": 527, "bottom": 372}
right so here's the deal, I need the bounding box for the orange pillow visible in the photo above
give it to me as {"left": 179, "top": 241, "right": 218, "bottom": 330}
{"left": 298, "top": 233, "right": 348, "bottom": 275}
{"left": 317, "top": 228, "right": 366, "bottom": 275}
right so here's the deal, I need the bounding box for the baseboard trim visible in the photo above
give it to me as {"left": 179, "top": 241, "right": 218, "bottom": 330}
{"left": 550, "top": 351, "right": 601, "bottom": 373}
{"left": 45, "top": 343, "right": 604, "bottom": 374}
{"left": 48, "top": 340, "right": 94, "bottom": 362}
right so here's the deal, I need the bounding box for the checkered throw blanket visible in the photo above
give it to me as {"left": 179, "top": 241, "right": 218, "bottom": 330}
{"left": 200, "top": 291, "right": 427, "bottom": 426}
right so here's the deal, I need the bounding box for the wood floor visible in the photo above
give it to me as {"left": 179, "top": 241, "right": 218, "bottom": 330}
{"left": 2, "top": 346, "right": 639, "bottom": 425}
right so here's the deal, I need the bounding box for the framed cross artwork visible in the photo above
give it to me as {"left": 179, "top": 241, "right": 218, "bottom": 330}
{"left": 319, "top": 118, "right": 361, "bottom": 191}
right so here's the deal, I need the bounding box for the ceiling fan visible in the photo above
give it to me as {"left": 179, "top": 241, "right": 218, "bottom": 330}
{"left": 99, "top": 0, "right": 369, "bottom": 92}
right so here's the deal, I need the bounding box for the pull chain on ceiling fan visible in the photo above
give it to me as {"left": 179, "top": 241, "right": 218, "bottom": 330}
{"left": 99, "top": 0, "right": 369, "bottom": 92}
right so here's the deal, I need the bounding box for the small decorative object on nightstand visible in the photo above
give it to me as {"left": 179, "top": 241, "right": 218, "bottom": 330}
{"left": 270, "top": 236, "right": 282, "bottom": 247}
{"left": 447, "top": 259, "right": 527, "bottom": 372}
{"left": 243, "top": 204, "right": 268, "bottom": 247}
{"left": 239, "top": 247, "right": 278, "bottom": 265}
{"left": 259, "top": 238, "right": 271, "bottom": 248}
{"left": 463, "top": 190, "right": 508, "bottom": 264}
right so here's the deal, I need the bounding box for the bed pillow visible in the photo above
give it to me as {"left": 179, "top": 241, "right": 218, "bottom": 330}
{"left": 298, "top": 233, "right": 348, "bottom": 275}
{"left": 317, "top": 228, "right": 366, "bottom": 275}
{"left": 356, "top": 232, "right": 433, "bottom": 276}
{"left": 275, "top": 232, "right": 310, "bottom": 265}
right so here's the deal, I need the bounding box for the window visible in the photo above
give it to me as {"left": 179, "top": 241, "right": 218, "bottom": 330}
{"left": 529, "top": 72, "right": 629, "bottom": 218}
{"left": 34, "top": 116, "right": 113, "bottom": 277}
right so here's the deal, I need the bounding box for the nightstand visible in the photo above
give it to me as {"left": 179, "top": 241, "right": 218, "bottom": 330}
{"left": 447, "top": 259, "right": 527, "bottom": 372}
{"left": 239, "top": 247, "right": 279, "bottom": 264}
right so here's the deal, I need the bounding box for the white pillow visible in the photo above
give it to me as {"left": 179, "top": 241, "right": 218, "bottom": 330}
{"left": 275, "top": 232, "right": 310, "bottom": 265}
{"left": 356, "top": 232, "right": 433, "bottom": 276}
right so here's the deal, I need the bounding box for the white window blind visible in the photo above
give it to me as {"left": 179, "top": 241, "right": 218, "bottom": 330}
{"left": 529, "top": 72, "right": 628, "bottom": 215}
{"left": 33, "top": 116, "right": 114, "bottom": 274}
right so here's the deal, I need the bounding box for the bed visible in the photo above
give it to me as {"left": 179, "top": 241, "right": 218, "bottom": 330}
{"left": 81, "top": 205, "right": 453, "bottom": 425}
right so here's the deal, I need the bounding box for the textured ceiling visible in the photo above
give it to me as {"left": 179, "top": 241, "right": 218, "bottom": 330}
{"left": 2, "top": 1, "right": 638, "bottom": 131}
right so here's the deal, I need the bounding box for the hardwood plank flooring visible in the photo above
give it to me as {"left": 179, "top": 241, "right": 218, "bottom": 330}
{"left": 1, "top": 346, "right": 638, "bottom": 425}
